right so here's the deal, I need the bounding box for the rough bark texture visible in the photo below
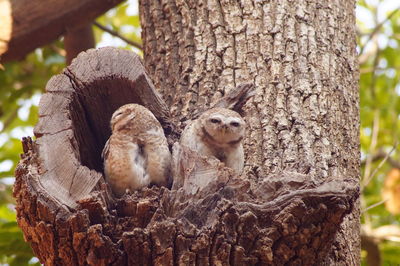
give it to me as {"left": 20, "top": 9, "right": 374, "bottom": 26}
{"left": 139, "top": 0, "right": 360, "bottom": 264}
{"left": 15, "top": 45, "right": 358, "bottom": 265}
{"left": 14, "top": 0, "right": 360, "bottom": 264}
{"left": 0, "top": 0, "right": 123, "bottom": 62}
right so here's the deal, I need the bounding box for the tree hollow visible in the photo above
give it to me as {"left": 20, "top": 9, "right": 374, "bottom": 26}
{"left": 14, "top": 47, "right": 358, "bottom": 265}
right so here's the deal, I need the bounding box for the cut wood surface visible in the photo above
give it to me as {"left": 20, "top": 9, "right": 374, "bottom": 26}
{"left": 0, "top": 0, "right": 123, "bottom": 62}
{"left": 25, "top": 47, "right": 171, "bottom": 208}
{"left": 14, "top": 47, "right": 358, "bottom": 265}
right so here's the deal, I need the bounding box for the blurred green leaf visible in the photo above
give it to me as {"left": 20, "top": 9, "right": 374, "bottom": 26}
{"left": 381, "top": 242, "right": 400, "bottom": 264}
{"left": 359, "top": 1, "right": 400, "bottom": 264}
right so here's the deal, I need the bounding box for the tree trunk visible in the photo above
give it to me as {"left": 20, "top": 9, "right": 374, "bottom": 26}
{"left": 139, "top": 0, "right": 360, "bottom": 264}
{"left": 14, "top": 0, "right": 360, "bottom": 265}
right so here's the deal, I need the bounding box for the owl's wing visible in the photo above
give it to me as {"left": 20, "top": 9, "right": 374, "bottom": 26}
{"left": 101, "top": 139, "right": 110, "bottom": 160}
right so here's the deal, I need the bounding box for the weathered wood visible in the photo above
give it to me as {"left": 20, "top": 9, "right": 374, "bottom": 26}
{"left": 28, "top": 47, "right": 171, "bottom": 208}
{"left": 15, "top": 138, "right": 358, "bottom": 265}
{"left": 0, "top": 0, "right": 123, "bottom": 62}
{"left": 140, "top": 0, "right": 360, "bottom": 264}
{"left": 14, "top": 47, "right": 358, "bottom": 265}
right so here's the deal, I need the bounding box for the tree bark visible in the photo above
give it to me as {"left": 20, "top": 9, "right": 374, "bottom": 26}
{"left": 139, "top": 0, "right": 360, "bottom": 264}
{"left": 14, "top": 0, "right": 360, "bottom": 265}
{"left": 0, "top": 0, "right": 123, "bottom": 62}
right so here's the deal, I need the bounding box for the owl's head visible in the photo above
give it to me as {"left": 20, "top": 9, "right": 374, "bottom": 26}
{"left": 110, "top": 104, "right": 136, "bottom": 132}
{"left": 110, "top": 104, "right": 158, "bottom": 133}
{"left": 201, "top": 108, "right": 245, "bottom": 146}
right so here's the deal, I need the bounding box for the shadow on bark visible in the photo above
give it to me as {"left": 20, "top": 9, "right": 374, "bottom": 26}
{"left": 14, "top": 47, "right": 358, "bottom": 265}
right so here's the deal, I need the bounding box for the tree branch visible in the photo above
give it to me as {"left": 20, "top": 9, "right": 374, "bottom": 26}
{"left": 0, "top": 0, "right": 123, "bottom": 62}
{"left": 93, "top": 22, "right": 143, "bottom": 51}
{"left": 64, "top": 23, "right": 95, "bottom": 65}
{"left": 359, "top": 8, "right": 400, "bottom": 56}
{"left": 361, "top": 233, "right": 381, "bottom": 266}
{"left": 362, "top": 199, "right": 388, "bottom": 213}
{"left": 361, "top": 150, "right": 400, "bottom": 169}
{"left": 362, "top": 141, "right": 398, "bottom": 191}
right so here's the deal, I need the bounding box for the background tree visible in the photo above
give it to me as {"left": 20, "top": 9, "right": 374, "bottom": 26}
{"left": 0, "top": 0, "right": 399, "bottom": 265}
{"left": 357, "top": 1, "right": 400, "bottom": 265}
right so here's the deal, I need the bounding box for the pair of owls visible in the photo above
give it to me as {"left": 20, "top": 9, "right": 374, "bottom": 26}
{"left": 102, "top": 104, "right": 246, "bottom": 197}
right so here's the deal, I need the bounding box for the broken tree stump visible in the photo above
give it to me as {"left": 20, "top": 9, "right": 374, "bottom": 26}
{"left": 14, "top": 47, "right": 358, "bottom": 265}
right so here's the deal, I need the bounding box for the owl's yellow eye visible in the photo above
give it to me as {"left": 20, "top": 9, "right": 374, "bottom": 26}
{"left": 210, "top": 118, "right": 221, "bottom": 124}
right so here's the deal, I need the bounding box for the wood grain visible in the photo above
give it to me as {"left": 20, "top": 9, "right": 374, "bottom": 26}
{"left": 29, "top": 47, "right": 170, "bottom": 208}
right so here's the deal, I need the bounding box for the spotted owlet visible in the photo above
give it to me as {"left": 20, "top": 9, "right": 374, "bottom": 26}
{"left": 180, "top": 107, "right": 246, "bottom": 173}
{"left": 102, "top": 104, "right": 171, "bottom": 197}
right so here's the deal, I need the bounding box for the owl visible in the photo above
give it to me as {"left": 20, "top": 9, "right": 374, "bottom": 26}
{"left": 180, "top": 107, "right": 246, "bottom": 173}
{"left": 102, "top": 104, "right": 171, "bottom": 197}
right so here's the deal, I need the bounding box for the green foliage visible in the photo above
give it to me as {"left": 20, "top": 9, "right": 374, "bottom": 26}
{"left": 0, "top": 40, "right": 65, "bottom": 223}
{"left": 358, "top": 0, "right": 400, "bottom": 264}
{"left": 0, "top": 43, "right": 65, "bottom": 264}
{"left": 381, "top": 241, "right": 400, "bottom": 264}
{"left": 0, "top": 205, "right": 39, "bottom": 265}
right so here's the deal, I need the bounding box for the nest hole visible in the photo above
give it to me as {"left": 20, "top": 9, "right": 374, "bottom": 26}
{"left": 69, "top": 77, "right": 146, "bottom": 173}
